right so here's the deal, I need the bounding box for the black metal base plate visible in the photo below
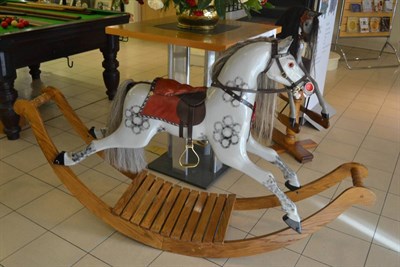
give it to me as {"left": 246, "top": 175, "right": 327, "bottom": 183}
{"left": 147, "top": 152, "right": 229, "bottom": 189}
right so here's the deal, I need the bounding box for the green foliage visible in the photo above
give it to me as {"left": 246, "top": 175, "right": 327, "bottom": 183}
{"left": 197, "top": 0, "right": 212, "bottom": 10}
{"left": 159, "top": 0, "right": 272, "bottom": 18}
{"left": 214, "top": 0, "right": 227, "bottom": 18}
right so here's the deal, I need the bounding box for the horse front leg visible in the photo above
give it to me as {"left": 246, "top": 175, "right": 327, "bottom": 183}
{"left": 247, "top": 135, "right": 301, "bottom": 190}
{"left": 233, "top": 155, "right": 301, "bottom": 233}
{"left": 212, "top": 143, "right": 302, "bottom": 233}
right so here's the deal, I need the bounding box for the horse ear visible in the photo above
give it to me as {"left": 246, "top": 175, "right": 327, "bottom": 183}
{"left": 307, "top": 10, "right": 322, "bottom": 18}
{"left": 278, "top": 36, "right": 293, "bottom": 53}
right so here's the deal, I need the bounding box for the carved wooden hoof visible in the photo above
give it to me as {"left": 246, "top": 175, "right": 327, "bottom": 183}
{"left": 53, "top": 151, "right": 65, "bottom": 165}
{"left": 283, "top": 214, "right": 302, "bottom": 234}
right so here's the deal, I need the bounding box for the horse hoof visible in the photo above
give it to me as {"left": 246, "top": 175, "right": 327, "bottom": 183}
{"left": 289, "top": 118, "right": 296, "bottom": 128}
{"left": 88, "top": 127, "right": 97, "bottom": 139}
{"left": 53, "top": 152, "right": 66, "bottom": 165}
{"left": 322, "top": 112, "right": 329, "bottom": 119}
{"left": 299, "top": 117, "right": 305, "bottom": 126}
{"left": 285, "top": 181, "right": 301, "bottom": 191}
{"left": 283, "top": 215, "right": 302, "bottom": 234}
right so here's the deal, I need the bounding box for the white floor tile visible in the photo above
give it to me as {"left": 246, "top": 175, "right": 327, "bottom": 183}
{"left": 1, "top": 231, "right": 86, "bottom": 266}
{"left": 0, "top": 40, "right": 398, "bottom": 266}
{"left": 0, "top": 212, "right": 46, "bottom": 260}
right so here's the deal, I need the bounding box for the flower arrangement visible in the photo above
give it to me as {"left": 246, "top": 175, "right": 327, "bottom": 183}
{"left": 139, "top": 0, "right": 272, "bottom": 19}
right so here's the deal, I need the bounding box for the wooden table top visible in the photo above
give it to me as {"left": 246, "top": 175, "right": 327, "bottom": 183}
{"left": 106, "top": 17, "right": 281, "bottom": 52}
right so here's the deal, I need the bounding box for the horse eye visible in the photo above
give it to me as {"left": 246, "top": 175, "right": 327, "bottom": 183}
{"left": 288, "top": 62, "right": 295, "bottom": 68}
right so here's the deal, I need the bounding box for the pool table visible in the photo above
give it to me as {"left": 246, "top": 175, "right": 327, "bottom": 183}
{"left": 0, "top": 1, "right": 130, "bottom": 140}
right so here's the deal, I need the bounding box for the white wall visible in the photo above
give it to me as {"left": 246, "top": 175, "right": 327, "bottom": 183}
{"left": 124, "top": 1, "right": 141, "bottom": 21}
{"left": 333, "top": 1, "right": 399, "bottom": 52}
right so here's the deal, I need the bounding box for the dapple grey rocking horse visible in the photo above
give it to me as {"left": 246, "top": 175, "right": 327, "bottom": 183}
{"left": 53, "top": 36, "right": 323, "bottom": 233}
{"left": 15, "top": 36, "right": 375, "bottom": 258}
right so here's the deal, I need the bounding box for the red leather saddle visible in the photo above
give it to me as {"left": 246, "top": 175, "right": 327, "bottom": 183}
{"left": 141, "top": 78, "right": 207, "bottom": 136}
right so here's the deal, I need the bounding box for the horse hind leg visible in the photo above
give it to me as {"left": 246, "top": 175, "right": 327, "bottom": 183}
{"left": 54, "top": 142, "right": 98, "bottom": 166}
{"left": 247, "top": 135, "right": 301, "bottom": 190}
{"left": 55, "top": 124, "right": 114, "bottom": 165}
{"left": 54, "top": 125, "right": 151, "bottom": 171}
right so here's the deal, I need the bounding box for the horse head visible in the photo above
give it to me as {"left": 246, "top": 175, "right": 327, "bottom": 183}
{"left": 266, "top": 37, "right": 314, "bottom": 92}
{"left": 300, "top": 9, "right": 322, "bottom": 42}
{"left": 265, "top": 37, "right": 329, "bottom": 127}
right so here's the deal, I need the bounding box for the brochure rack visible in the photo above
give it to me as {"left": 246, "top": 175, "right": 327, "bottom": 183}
{"left": 333, "top": 0, "right": 400, "bottom": 69}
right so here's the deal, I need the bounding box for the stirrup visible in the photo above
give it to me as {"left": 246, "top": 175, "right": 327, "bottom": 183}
{"left": 179, "top": 140, "right": 200, "bottom": 168}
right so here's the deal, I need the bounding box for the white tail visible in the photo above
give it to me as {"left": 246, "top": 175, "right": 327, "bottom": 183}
{"left": 104, "top": 79, "right": 147, "bottom": 173}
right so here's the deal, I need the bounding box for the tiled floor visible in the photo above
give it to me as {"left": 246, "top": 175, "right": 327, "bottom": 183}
{"left": 0, "top": 39, "right": 399, "bottom": 267}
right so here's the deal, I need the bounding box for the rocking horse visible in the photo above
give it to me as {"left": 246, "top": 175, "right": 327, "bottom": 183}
{"left": 14, "top": 37, "right": 376, "bottom": 258}
{"left": 276, "top": 6, "right": 321, "bottom": 68}
{"left": 253, "top": 7, "right": 330, "bottom": 163}
{"left": 54, "top": 36, "right": 306, "bottom": 232}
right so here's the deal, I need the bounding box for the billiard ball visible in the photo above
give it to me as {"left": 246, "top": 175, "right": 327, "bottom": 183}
{"left": 2, "top": 17, "right": 30, "bottom": 29}
{"left": 1, "top": 21, "right": 8, "bottom": 29}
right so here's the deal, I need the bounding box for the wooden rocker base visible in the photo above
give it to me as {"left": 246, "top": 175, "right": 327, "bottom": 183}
{"left": 13, "top": 86, "right": 376, "bottom": 258}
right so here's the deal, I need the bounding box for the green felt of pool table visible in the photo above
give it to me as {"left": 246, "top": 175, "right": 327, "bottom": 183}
{"left": 0, "top": 5, "right": 123, "bottom": 34}
{"left": 0, "top": 1, "right": 130, "bottom": 140}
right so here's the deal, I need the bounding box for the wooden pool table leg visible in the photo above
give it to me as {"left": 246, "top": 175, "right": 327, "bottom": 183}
{"left": 29, "top": 64, "right": 41, "bottom": 80}
{"left": 0, "top": 65, "right": 21, "bottom": 140}
{"left": 101, "top": 35, "right": 121, "bottom": 100}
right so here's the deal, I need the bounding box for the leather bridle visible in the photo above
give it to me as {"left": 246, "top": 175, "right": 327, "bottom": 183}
{"left": 212, "top": 40, "right": 311, "bottom": 110}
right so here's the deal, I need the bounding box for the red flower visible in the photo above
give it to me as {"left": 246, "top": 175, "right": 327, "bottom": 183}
{"left": 193, "top": 10, "right": 204, "bottom": 16}
{"left": 185, "top": 0, "right": 197, "bottom": 7}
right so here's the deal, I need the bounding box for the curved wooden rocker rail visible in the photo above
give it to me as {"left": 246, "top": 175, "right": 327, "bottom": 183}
{"left": 14, "top": 86, "right": 376, "bottom": 258}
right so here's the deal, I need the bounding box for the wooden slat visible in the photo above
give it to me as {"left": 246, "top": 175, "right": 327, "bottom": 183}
{"left": 203, "top": 195, "right": 227, "bottom": 243}
{"left": 170, "top": 190, "right": 199, "bottom": 240}
{"left": 130, "top": 178, "right": 164, "bottom": 225}
{"left": 180, "top": 192, "right": 208, "bottom": 242}
{"left": 112, "top": 171, "right": 148, "bottom": 215}
{"left": 120, "top": 174, "right": 156, "bottom": 221}
{"left": 140, "top": 181, "right": 173, "bottom": 229}
{"left": 160, "top": 188, "right": 190, "bottom": 237}
{"left": 214, "top": 194, "right": 236, "bottom": 243}
{"left": 192, "top": 193, "right": 217, "bottom": 242}
{"left": 150, "top": 185, "right": 182, "bottom": 233}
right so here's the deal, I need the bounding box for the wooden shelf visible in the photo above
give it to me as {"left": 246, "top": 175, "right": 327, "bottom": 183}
{"left": 339, "top": 31, "right": 390, "bottom": 37}
{"left": 342, "top": 11, "right": 392, "bottom": 17}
